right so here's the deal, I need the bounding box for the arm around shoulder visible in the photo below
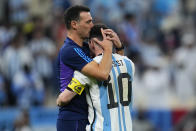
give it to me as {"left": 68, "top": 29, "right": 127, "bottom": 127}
{"left": 56, "top": 89, "right": 77, "bottom": 106}
{"left": 81, "top": 59, "right": 110, "bottom": 80}
{"left": 81, "top": 48, "right": 112, "bottom": 81}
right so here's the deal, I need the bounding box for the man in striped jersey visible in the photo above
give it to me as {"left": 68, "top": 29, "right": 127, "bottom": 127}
{"left": 57, "top": 24, "right": 135, "bottom": 131}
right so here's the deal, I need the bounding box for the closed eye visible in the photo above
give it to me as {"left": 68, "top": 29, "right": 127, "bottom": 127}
{"left": 86, "top": 20, "right": 93, "bottom": 24}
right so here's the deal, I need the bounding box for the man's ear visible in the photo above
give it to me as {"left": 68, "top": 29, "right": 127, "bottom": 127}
{"left": 89, "top": 40, "right": 95, "bottom": 49}
{"left": 89, "top": 40, "right": 92, "bottom": 46}
{"left": 71, "top": 20, "right": 78, "bottom": 30}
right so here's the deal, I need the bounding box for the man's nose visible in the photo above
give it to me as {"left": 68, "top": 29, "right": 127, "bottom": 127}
{"left": 90, "top": 22, "right": 94, "bottom": 28}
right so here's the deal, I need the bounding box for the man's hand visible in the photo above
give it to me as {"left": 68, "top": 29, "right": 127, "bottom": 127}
{"left": 93, "top": 28, "right": 113, "bottom": 51}
{"left": 103, "top": 29, "right": 122, "bottom": 49}
{"left": 56, "top": 89, "right": 77, "bottom": 107}
{"left": 56, "top": 94, "right": 63, "bottom": 107}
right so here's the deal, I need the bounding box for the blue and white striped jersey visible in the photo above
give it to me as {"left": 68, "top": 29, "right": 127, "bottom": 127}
{"left": 72, "top": 53, "right": 135, "bottom": 131}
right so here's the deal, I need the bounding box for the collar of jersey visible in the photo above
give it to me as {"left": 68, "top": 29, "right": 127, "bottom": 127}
{"left": 66, "top": 37, "right": 85, "bottom": 48}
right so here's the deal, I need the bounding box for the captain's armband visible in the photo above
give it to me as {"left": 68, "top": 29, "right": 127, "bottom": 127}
{"left": 68, "top": 78, "right": 85, "bottom": 95}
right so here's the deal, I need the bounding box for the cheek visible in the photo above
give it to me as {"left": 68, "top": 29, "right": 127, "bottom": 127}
{"left": 79, "top": 26, "right": 86, "bottom": 32}
{"left": 78, "top": 24, "right": 91, "bottom": 37}
{"left": 83, "top": 27, "right": 90, "bottom": 35}
{"left": 83, "top": 24, "right": 91, "bottom": 30}
{"left": 77, "top": 27, "right": 85, "bottom": 35}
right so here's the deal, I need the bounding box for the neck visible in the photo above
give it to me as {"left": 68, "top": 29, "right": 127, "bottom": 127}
{"left": 67, "top": 30, "right": 83, "bottom": 47}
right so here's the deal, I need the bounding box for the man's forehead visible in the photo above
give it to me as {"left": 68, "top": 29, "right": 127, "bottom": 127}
{"left": 79, "top": 12, "right": 92, "bottom": 20}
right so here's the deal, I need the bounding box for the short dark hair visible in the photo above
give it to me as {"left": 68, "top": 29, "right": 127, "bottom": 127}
{"left": 64, "top": 5, "right": 90, "bottom": 29}
{"left": 89, "top": 24, "right": 108, "bottom": 41}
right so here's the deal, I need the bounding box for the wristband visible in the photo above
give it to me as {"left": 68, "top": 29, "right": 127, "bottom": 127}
{"left": 68, "top": 78, "right": 85, "bottom": 95}
{"left": 116, "top": 44, "right": 124, "bottom": 51}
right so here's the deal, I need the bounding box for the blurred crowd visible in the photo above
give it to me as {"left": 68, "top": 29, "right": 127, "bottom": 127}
{"left": 0, "top": 0, "right": 196, "bottom": 130}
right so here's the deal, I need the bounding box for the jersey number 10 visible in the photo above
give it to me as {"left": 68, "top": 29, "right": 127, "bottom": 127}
{"left": 105, "top": 73, "right": 132, "bottom": 109}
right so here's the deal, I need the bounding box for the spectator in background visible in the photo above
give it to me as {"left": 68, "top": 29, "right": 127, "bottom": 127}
{"left": 119, "top": 13, "right": 141, "bottom": 59}
{"left": 122, "top": 0, "right": 152, "bottom": 14}
{"left": 28, "top": 0, "right": 53, "bottom": 26}
{"left": 12, "top": 64, "right": 44, "bottom": 108}
{"left": 0, "top": 21, "right": 16, "bottom": 53}
{"left": 140, "top": 57, "right": 172, "bottom": 131}
{"left": 28, "top": 29, "right": 56, "bottom": 88}
{"left": 141, "top": 57, "right": 171, "bottom": 109}
{"left": 173, "top": 32, "right": 196, "bottom": 108}
{"left": 2, "top": 29, "right": 33, "bottom": 81}
{"left": 23, "top": 16, "right": 46, "bottom": 41}
{"left": 140, "top": 35, "right": 162, "bottom": 67}
{"left": 89, "top": 0, "right": 122, "bottom": 25}
{"left": 9, "top": 0, "right": 29, "bottom": 24}
{"left": 14, "top": 109, "right": 32, "bottom": 131}
{"left": 51, "top": 10, "right": 67, "bottom": 53}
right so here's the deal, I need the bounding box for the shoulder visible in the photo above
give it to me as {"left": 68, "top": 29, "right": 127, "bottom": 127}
{"left": 113, "top": 53, "right": 135, "bottom": 73}
{"left": 114, "top": 54, "right": 134, "bottom": 64}
{"left": 61, "top": 42, "right": 75, "bottom": 52}
{"left": 60, "top": 44, "right": 78, "bottom": 58}
{"left": 59, "top": 43, "right": 92, "bottom": 70}
{"left": 58, "top": 43, "right": 80, "bottom": 66}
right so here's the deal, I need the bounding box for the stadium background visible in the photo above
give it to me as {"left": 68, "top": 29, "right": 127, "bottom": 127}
{"left": 0, "top": 0, "right": 196, "bottom": 131}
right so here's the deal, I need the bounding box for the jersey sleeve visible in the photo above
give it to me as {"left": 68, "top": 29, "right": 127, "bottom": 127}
{"left": 93, "top": 55, "right": 102, "bottom": 64}
{"left": 61, "top": 46, "right": 92, "bottom": 71}
{"left": 68, "top": 71, "right": 92, "bottom": 95}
